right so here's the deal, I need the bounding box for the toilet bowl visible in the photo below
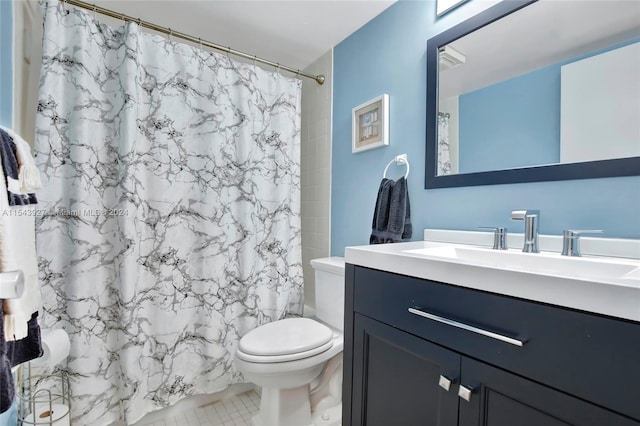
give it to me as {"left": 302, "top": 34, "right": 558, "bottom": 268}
{"left": 235, "top": 257, "right": 345, "bottom": 426}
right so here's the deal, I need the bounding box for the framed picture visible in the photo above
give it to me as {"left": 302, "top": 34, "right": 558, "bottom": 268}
{"left": 436, "top": 0, "right": 470, "bottom": 16}
{"left": 352, "top": 94, "right": 389, "bottom": 154}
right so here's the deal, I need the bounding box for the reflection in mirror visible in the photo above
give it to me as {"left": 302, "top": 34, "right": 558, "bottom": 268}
{"left": 438, "top": 0, "right": 640, "bottom": 176}
{"left": 425, "top": 0, "right": 640, "bottom": 188}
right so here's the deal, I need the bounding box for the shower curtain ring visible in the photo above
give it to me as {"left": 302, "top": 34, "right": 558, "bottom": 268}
{"left": 92, "top": 4, "right": 97, "bottom": 19}
{"left": 138, "top": 17, "right": 142, "bottom": 27}
{"left": 168, "top": 28, "right": 172, "bottom": 42}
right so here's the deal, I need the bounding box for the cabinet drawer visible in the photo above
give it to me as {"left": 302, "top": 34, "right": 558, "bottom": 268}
{"left": 352, "top": 266, "right": 640, "bottom": 421}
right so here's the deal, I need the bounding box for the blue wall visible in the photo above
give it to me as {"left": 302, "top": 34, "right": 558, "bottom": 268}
{"left": 0, "top": 0, "right": 12, "bottom": 127}
{"left": 459, "top": 65, "right": 560, "bottom": 173}
{"left": 331, "top": 0, "right": 640, "bottom": 255}
{"left": 457, "top": 37, "right": 640, "bottom": 174}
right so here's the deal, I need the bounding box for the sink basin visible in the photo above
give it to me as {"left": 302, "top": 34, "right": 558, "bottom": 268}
{"left": 403, "top": 246, "right": 640, "bottom": 282}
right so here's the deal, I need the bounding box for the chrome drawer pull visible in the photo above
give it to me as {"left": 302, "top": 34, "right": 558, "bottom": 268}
{"left": 438, "top": 375, "right": 452, "bottom": 391}
{"left": 408, "top": 307, "right": 526, "bottom": 347}
{"left": 458, "top": 385, "right": 474, "bottom": 402}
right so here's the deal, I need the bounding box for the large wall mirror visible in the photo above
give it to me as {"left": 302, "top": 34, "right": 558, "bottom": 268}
{"left": 425, "top": 0, "right": 640, "bottom": 189}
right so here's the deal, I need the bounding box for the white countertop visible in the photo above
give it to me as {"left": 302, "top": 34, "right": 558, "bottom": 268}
{"left": 345, "top": 240, "right": 640, "bottom": 322}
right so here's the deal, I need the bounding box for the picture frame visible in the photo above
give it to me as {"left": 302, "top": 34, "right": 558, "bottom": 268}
{"left": 352, "top": 94, "right": 389, "bottom": 154}
{"left": 436, "top": 0, "right": 470, "bottom": 17}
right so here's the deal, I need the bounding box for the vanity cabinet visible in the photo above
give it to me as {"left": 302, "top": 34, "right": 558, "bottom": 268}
{"left": 343, "top": 264, "right": 640, "bottom": 426}
{"left": 351, "top": 313, "right": 459, "bottom": 426}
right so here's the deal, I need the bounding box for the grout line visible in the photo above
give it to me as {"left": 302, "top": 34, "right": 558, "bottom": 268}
{"left": 138, "top": 390, "right": 259, "bottom": 426}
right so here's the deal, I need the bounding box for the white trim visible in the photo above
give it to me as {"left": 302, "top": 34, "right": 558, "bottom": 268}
{"left": 436, "top": 0, "right": 469, "bottom": 17}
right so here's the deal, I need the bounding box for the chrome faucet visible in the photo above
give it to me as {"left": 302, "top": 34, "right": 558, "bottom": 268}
{"left": 478, "top": 227, "right": 508, "bottom": 250}
{"left": 510, "top": 210, "right": 540, "bottom": 253}
{"left": 561, "top": 229, "right": 603, "bottom": 257}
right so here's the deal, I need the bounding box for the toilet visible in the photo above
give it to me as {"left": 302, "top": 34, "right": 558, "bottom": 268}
{"left": 235, "top": 257, "right": 345, "bottom": 426}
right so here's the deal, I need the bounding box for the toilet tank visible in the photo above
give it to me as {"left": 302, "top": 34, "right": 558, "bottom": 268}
{"left": 310, "top": 257, "right": 345, "bottom": 331}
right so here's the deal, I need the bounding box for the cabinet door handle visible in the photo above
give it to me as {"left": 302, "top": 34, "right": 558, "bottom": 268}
{"left": 458, "top": 385, "right": 474, "bottom": 402}
{"left": 438, "top": 375, "right": 453, "bottom": 391}
{"left": 408, "top": 307, "right": 526, "bottom": 347}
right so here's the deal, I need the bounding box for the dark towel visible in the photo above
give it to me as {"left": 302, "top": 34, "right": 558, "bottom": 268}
{"left": 370, "top": 176, "right": 412, "bottom": 244}
{"left": 0, "top": 129, "right": 38, "bottom": 206}
{"left": 0, "top": 303, "right": 15, "bottom": 414}
{"left": 6, "top": 312, "right": 43, "bottom": 367}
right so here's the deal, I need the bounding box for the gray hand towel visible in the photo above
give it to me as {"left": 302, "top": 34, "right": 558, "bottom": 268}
{"left": 402, "top": 185, "right": 412, "bottom": 240}
{"left": 0, "top": 129, "right": 38, "bottom": 206}
{"left": 370, "top": 176, "right": 412, "bottom": 244}
{"left": 7, "top": 312, "right": 43, "bottom": 367}
{"left": 0, "top": 303, "right": 15, "bottom": 414}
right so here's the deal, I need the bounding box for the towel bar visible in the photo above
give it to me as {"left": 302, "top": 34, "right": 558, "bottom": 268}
{"left": 383, "top": 154, "right": 410, "bottom": 179}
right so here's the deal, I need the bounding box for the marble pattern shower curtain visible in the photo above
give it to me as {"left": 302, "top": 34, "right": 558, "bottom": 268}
{"left": 437, "top": 114, "right": 452, "bottom": 175}
{"left": 34, "top": 2, "right": 302, "bottom": 424}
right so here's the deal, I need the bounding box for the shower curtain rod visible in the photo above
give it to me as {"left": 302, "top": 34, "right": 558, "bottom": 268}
{"left": 62, "top": 0, "right": 326, "bottom": 85}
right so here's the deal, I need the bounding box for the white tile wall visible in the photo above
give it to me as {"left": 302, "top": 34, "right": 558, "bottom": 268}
{"left": 301, "top": 50, "right": 333, "bottom": 311}
{"left": 13, "top": 0, "right": 43, "bottom": 144}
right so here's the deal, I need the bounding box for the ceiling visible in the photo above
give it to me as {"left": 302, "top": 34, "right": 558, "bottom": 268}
{"left": 91, "top": 0, "right": 397, "bottom": 72}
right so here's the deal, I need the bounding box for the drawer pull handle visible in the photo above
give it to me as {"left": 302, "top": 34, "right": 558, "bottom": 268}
{"left": 408, "top": 307, "right": 526, "bottom": 347}
{"left": 458, "top": 385, "right": 474, "bottom": 402}
{"left": 438, "top": 375, "right": 453, "bottom": 391}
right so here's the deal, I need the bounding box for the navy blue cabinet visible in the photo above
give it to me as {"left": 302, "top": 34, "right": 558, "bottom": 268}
{"left": 343, "top": 264, "right": 640, "bottom": 426}
{"left": 351, "top": 314, "right": 459, "bottom": 426}
{"left": 459, "top": 357, "right": 637, "bottom": 426}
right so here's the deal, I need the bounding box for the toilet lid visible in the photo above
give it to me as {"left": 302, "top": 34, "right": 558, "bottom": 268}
{"left": 239, "top": 318, "right": 333, "bottom": 356}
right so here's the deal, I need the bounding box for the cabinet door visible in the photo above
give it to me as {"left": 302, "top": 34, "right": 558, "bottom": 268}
{"left": 351, "top": 314, "right": 459, "bottom": 426}
{"left": 458, "top": 357, "right": 639, "bottom": 426}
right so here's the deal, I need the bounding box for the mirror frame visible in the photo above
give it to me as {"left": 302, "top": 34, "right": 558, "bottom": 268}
{"left": 425, "top": 0, "right": 640, "bottom": 189}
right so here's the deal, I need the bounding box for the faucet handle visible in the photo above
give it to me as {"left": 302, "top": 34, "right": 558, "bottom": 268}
{"left": 561, "top": 230, "right": 603, "bottom": 257}
{"left": 510, "top": 209, "right": 539, "bottom": 220}
{"left": 478, "top": 227, "right": 508, "bottom": 250}
{"left": 563, "top": 230, "right": 603, "bottom": 237}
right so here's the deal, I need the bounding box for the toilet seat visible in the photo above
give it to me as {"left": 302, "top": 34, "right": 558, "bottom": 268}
{"left": 236, "top": 339, "right": 334, "bottom": 363}
{"left": 237, "top": 318, "right": 334, "bottom": 363}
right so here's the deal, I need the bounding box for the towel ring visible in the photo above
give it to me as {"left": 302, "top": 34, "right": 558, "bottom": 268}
{"left": 383, "top": 154, "right": 410, "bottom": 179}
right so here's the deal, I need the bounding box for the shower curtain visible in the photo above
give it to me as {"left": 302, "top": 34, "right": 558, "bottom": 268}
{"left": 34, "top": 1, "right": 302, "bottom": 424}
{"left": 437, "top": 114, "right": 452, "bottom": 175}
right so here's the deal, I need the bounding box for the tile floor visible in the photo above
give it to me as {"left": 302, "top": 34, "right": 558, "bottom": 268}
{"left": 141, "top": 390, "right": 260, "bottom": 426}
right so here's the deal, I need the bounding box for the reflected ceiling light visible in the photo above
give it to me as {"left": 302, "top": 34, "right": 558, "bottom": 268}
{"left": 439, "top": 45, "right": 466, "bottom": 71}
